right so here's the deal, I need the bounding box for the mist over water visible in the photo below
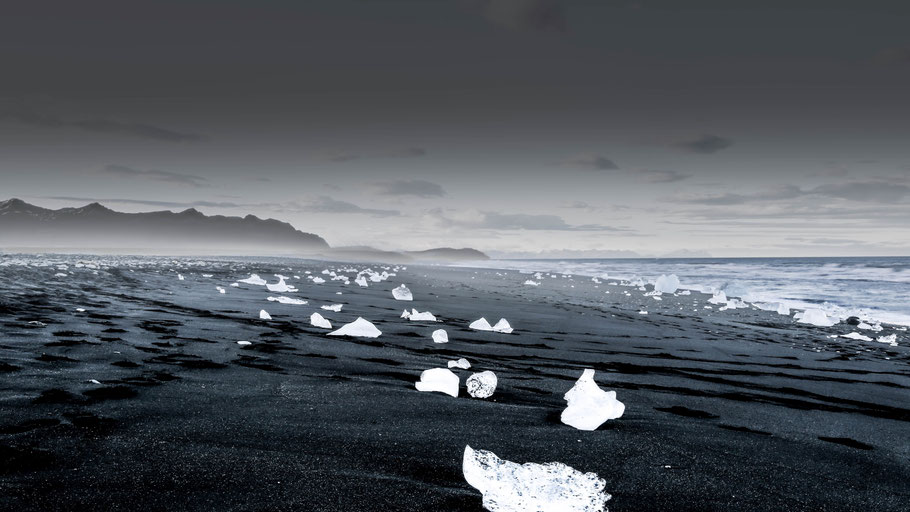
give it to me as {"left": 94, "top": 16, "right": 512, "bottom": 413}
{"left": 463, "top": 257, "right": 910, "bottom": 327}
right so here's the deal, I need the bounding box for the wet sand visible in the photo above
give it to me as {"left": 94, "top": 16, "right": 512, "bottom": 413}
{"left": 1, "top": 257, "right": 908, "bottom": 511}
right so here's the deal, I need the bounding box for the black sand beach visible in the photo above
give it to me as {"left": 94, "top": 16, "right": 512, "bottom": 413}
{"left": 1, "top": 256, "right": 908, "bottom": 511}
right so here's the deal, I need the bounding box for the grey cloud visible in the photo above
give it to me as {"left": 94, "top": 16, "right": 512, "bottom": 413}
{"left": 2, "top": 108, "right": 203, "bottom": 143}
{"left": 478, "top": 0, "right": 567, "bottom": 32}
{"left": 873, "top": 47, "right": 910, "bottom": 65}
{"left": 101, "top": 165, "right": 208, "bottom": 188}
{"left": 812, "top": 182, "right": 910, "bottom": 203}
{"left": 635, "top": 169, "right": 690, "bottom": 183}
{"left": 677, "top": 185, "right": 803, "bottom": 205}
{"left": 372, "top": 179, "right": 446, "bottom": 198}
{"left": 679, "top": 134, "right": 734, "bottom": 154}
{"left": 429, "top": 209, "right": 630, "bottom": 232}
{"left": 324, "top": 147, "right": 428, "bottom": 163}
{"left": 564, "top": 154, "right": 619, "bottom": 170}
{"left": 296, "top": 196, "right": 400, "bottom": 217}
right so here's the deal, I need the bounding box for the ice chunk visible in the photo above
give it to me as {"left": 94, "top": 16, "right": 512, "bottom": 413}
{"left": 415, "top": 368, "right": 459, "bottom": 397}
{"left": 794, "top": 308, "right": 837, "bottom": 327}
{"left": 216, "top": 286, "right": 226, "bottom": 294}
{"left": 470, "top": 318, "right": 494, "bottom": 331}
{"left": 268, "top": 296, "right": 307, "bottom": 305}
{"left": 354, "top": 275, "right": 369, "bottom": 287}
{"left": 877, "top": 334, "right": 898, "bottom": 346}
{"left": 524, "top": 280, "right": 540, "bottom": 286}
{"left": 392, "top": 284, "right": 413, "bottom": 301}
{"left": 432, "top": 329, "right": 449, "bottom": 343}
{"left": 177, "top": 274, "right": 185, "bottom": 281}
{"left": 236, "top": 340, "right": 252, "bottom": 346}
{"left": 321, "top": 304, "right": 343, "bottom": 312}
{"left": 707, "top": 291, "right": 727, "bottom": 305}
{"left": 310, "top": 312, "right": 332, "bottom": 329}
{"left": 266, "top": 277, "right": 298, "bottom": 293}
{"left": 653, "top": 274, "right": 680, "bottom": 294}
{"left": 259, "top": 309, "right": 272, "bottom": 320}
{"left": 841, "top": 332, "right": 872, "bottom": 342}
{"left": 312, "top": 277, "right": 326, "bottom": 284}
{"left": 400, "top": 309, "right": 411, "bottom": 319}
{"left": 492, "top": 318, "right": 513, "bottom": 334}
{"left": 561, "top": 369, "right": 625, "bottom": 431}
{"left": 407, "top": 309, "right": 437, "bottom": 322}
{"left": 448, "top": 358, "right": 471, "bottom": 369}
{"left": 466, "top": 371, "right": 497, "bottom": 398}
{"left": 462, "top": 445, "right": 610, "bottom": 512}
{"left": 230, "top": 282, "right": 240, "bottom": 287}
{"left": 328, "top": 317, "right": 381, "bottom": 338}
{"left": 239, "top": 274, "right": 267, "bottom": 286}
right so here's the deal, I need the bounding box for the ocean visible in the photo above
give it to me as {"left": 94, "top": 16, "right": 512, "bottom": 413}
{"left": 463, "top": 257, "right": 910, "bottom": 327}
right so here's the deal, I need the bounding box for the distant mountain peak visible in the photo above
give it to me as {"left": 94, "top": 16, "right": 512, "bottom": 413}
{"left": 0, "top": 199, "right": 329, "bottom": 255}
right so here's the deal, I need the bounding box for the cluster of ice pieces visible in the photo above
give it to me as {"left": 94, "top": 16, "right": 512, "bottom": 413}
{"left": 470, "top": 317, "right": 513, "bottom": 334}
{"left": 463, "top": 445, "right": 610, "bottom": 512}
{"left": 401, "top": 308, "right": 437, "bottom": 321}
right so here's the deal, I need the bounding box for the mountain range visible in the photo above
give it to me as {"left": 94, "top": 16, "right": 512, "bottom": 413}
{"left": 0, "top": 199, "right": 488, "bottom": 262}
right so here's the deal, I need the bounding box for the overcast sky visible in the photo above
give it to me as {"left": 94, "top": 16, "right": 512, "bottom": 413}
{"left": 2, "top": 0, "right": 909, "bottom": 257}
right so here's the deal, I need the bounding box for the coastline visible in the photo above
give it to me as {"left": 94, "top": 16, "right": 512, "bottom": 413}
{"left": 1, "top": 256, "right": 908, "bottom": 511}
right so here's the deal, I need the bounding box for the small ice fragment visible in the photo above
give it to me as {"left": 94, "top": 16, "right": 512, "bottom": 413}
{"left": 877, "top": 334, "right": 898, "bottom": 346}
{"left": 492, "top": 318, "right": 513, "bottom": 334}
{"left": 392, "top": 284, "right": 413, "bottom": 301}
{"left": 466, "top": 371, "right": 497, "bottom": 398}
{"left": 841, "top": 332, "right": 872, "bottom": 342}
{"left": 321, "top": 304, "right": 343, "bottom": 312}
{"left": 239, "top": 274, "right": 267, "bottom": 286}
{"left": 415, "top": 368, "right": 459, "bottom": 397}
{"left": 312, "top": 277, "right": 326, "bottom": 284}
{"left": 794, "top": 308, "right": 837, "bottom": 327}
{"left": 76, "top": 308, "right": 86, "bottom": 312}
{"left": 524, "top": 280, "right": 540, "bottom": 286}
{"left": 653, "top": 274, "right": 680, "bottom": 294}
{"left": 266, "top": 277, "right": 298, "bottom": 293}
{"left": 707, "top": 291, "right": 727, "bottom": 305}
{"left": 432, "top": 329, "right": 448, "bottom": 343}
{"left": 469, "top": 317, "right": 494, "bottom": 331}
{"left": 355, "top": 275, "right": 369, "bottom": 287}
{"left": 259, "top": 309, "right": 272, "bottom": 320}
{"left": 88, "top": 379, "right": 102, "bottom": 385}
{"left": 268, "top": 296, "right": 308, "bottom": 305}
{"left": 462, "top": 445, "right": 610, "bottom": 512}
{"left": 236, "top": 341, "right": 252, "bottom": 346}
{"left": 328, "top": 317, "right": 382, "bottom": 338}
{"left": 310, "top": 312, "right": 332, "bottom": 329}
{"left": 408, "top": 309, "right": 437, "bottom": 322}
{"left": 202, "top": 274, "right": 213, "bottom": 278}
{"left": 400, "top": 309, "right": 411, "bottom": 319}
{"left": 178, "top": 274, "right": 185, "bottom": 281}
{"left": 448, "top": 358, "right": 471, "bottom": 369}
{"left": 639, "top": 310, "right": 648, "bottom": 315}
{"left": 216, "top": 286, "right": 226, "bottom": 294}
{"left": 230, "top": 282, "right": 240, "bottom": 287}
{"left": 561, "top": 369, "right": 625, "bottom": 431}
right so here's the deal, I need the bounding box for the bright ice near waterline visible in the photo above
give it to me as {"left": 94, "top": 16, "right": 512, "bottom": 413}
{"left": 392, "top": 284, "right": 413, "bottom": 301}
{"left": 239, "top": 274, "right": 267, "bottom": 286}
{"left": 310, "top": 312, "right": 332, "bottom": 329}
{"left": 462, "top": 445, "right": 610, "bottom": 512}
{"left": 795, "top": 308, "right": 837, "bottom": 327}
{"left": 415, "top": 368, "right": 459, "bottom": 397}
{"left": 653, "top": 274, "right": 680, "bottom": 294}
{"left": 432, "top": 329, "right": 448, "bottom": 343}
{"left": 561, "top": 369, "right": 625, "bottom": 431}
{"left": 268, "top": 296, "right": 307, "bottom": 305}
{"left": 466, "top": 371, "right": 497, "bottom": 398}
{"left": 328, "top": 317, "right": 382, "bottom": 338}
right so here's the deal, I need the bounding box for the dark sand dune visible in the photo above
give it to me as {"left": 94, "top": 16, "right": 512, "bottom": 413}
{"left": 1, "top": 257, "right": 908, "bottom": 511}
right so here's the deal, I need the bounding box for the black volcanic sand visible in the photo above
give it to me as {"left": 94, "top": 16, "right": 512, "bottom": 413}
{"left": 1, "top": 256, "right": 908, "bottom": 511}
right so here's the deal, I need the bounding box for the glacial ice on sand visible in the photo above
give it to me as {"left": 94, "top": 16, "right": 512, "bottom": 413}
{"left": 266, "top": 277, "right": 298, "bottom": 293}
{"left": 707, "top": 291, "right": 728, "bottom": 305}
{"left": 795, "top": 308, "right": 837, "bottom": 327}
{"left": 321, "top": 304, "right": 343, "bottom": 312}
{"left": 310, "top": 312, "right": 332, "bottom": 329}
{"left": 415, "top": 368, "right": 459, "bottom": 397}
{"left": 432, "top": 329, "right": 449, "bottom": 343}
{"left": 448, "top": 358, "right": 471, "bottom": 369}
{"left": 877, "top": 334, "right": 898, "bottom": 346}
{"left": 467, "top": 371, "right": 497, "bottom": 398}
{"left": 470, "top": 318, "right": 494, "bottom": 331}
{"left": 236, "top": 340, "right": 252, "bottom": 346}
{"left": 328, "top": 317, "right": 382, "bottom": 338}
{"left": 259, "top": 309, "right": 272, "bottom": 320}
{"left": 841, "top": 332, "right": 872, "bottom": 342}
{"left": 492, "top": 318, "right": 513, "bottom": 334}
{"left": 653, "top": 274, "right": 680, "bottom": 294}
{"left": 268, "top": 296, "right": 307, "bottom": 305}
{"left": 561, "top": 369, "right": 625, "bottom": 431}
{"left": 392, "top": 284, "right": 413, "bottom": 301}
{"left": 462, "top": 445, "right": 610, "bottom": 512}
{"left": 407, "top": 309, "right": 437, "bottom": 322}
{"left": 216, "top": 286, "right": 226, "bottom": 294}
{"left": 239, "top": 274, "right": 267, "bottom": 286}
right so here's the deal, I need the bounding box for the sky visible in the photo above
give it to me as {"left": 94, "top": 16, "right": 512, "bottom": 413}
{"left": 2, "top": 0, "right": 909, "bottom": 257}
